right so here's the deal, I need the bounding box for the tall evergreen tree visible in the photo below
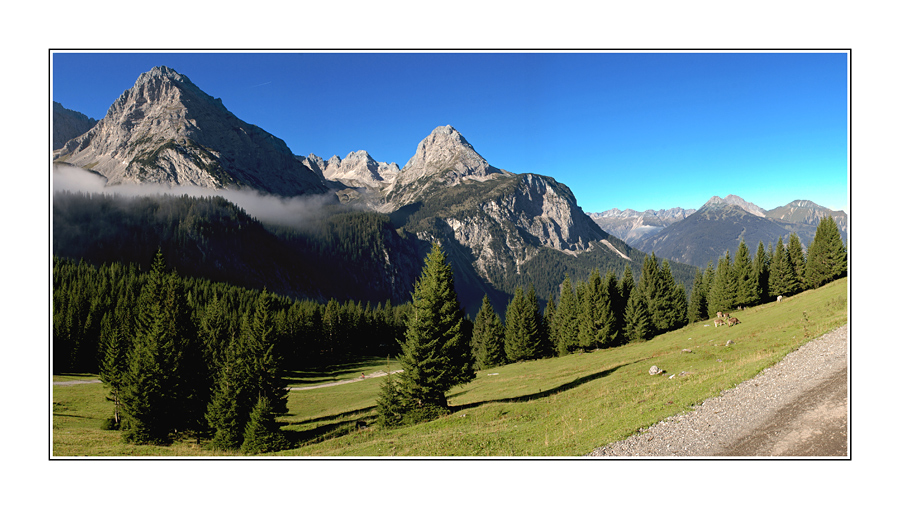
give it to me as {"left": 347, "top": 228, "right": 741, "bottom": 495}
{"left": 754, "top": 241, "right": 770, "bottom": 302}
{"left": 120, "top": 250, "right": 191, "bottom": 444}
{"left": 657, "top": 259, "right": 687, "bottom": 331}
{"left": 805, "top": 216, "right": 848, "bottom": 288}
{"left": 243, "top": 290, "right": 289, "bottom": 416}
{"left": 206, "top": 336, "right": 252, "bottom": 450}
{"left": 577, "top": 269, "right": 610, "bottom": 350}
{"left": 395, "top": 242, "right": 474, "bottom": 412}
{"left": 240, "top": 396, "right": 290, "bottom": 455}
{"left": 623, "top": 290, "right": 651, "bottom": 343}
{"left": 734, "top": 239, "right": 760, "bottom": 308}
{"left": 552, "top": 274, "right": 579, "bottom": 356}
{"left": 542, "top": 295, "right": 556, "bottom": 356}
{"left": 787, "top": 232, "right": 808, "bottom": 293}
{"left": 471, "top": 295, "right": 506, "bottom": 369}
{"left": 505, "top": 286, "right": 541, "bottom": 362}
{"left": 707, "top": 252, "right": 737, "bottom": 316}
{"left": 99, "top": 312, "right": 129, "bottom": 426}
{"left": 526, "top": 284, "right": 551, "bottom": 358}
{"left": 687, "top": 267, "right": 707, "bottom": 323}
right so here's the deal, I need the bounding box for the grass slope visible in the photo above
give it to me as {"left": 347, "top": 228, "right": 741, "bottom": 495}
{"left": 52, "top": 278, "right": 847, "bottom": 457}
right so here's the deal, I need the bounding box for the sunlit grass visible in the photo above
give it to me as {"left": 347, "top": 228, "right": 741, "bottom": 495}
{"left": 52, "top": 278, "right": 847, "bottom": 456}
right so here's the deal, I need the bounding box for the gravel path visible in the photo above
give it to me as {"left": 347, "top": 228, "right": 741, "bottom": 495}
{"left": 587, "top": 324, "right": 848, "bottom": 457}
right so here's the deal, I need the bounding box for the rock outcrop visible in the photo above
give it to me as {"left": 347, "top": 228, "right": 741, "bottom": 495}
{"left": 53, "top": 66, "right": 327, "bottom": 196}
{"left": 53, "top": 102, "right": 98, "bottom": 150}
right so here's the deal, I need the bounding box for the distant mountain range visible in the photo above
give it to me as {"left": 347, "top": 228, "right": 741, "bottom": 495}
{"left": 53, "top": 66, "right": 701, "bottom": 315}
{"left": 591, "top": 194, "right": 848, "bottom": 268}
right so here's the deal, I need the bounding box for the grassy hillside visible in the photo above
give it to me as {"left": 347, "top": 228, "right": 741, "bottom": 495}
{"left": 52, "top": 278, "right": 847, "bottom": 457}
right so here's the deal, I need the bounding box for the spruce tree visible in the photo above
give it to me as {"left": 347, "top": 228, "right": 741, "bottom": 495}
{"left": 395, "top": 242, "right": 474, "bottom": 413}
{"left": 623, "top": 290, "right": 651, "bottom": 343}
{"left": 805, "top": 216, "right": 848, "bottom": 288}
{"left": 99, "top": 312, "right": 129, "bottom": 426}
{"left": 787, "top": 233, "right": 807, "bottom": 293}
{"left": 636, "top": 253, "right": 662, "bottom": 337}
{"left": 552, "top": 275, "right": 579, "bottom": 356}
{"left": 734, "top": 239, "right": 760, "bottom": 308}
{"left": 206, "top": 340, "right": 251, "bottom": 450}
{"left": 687, "top": 267, "right": 707, "bottom": 323}
{"left": 526, "top": 284, "right": 551, "bottom": 358}
{"left": 240, "top": 396, "right": 290, "bottom": 455}
{"left": 577, "top": 269, "right": 605, "bottom": 350}
{"left": 754, "top": 241, "right": 770, "bottom": 302}
{"left": 707, "top": 252, "right": 737, "bottom": 316}
{"left": 769, "top": 237, "right": 787, "bottom": 298}
{"left": 505, "top": 286, "right": 540, "bottom": 362}
{"left": 243, "top": 291, "right": 289, "bottom": 416}
{"left": 120, "top": 250, "right": 189, "bottom": 444}
{"left": 472, "top": 295, "right": 506, "bottom": 369}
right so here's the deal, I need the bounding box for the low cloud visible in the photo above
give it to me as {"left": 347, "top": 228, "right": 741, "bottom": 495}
{"left": 52, "top": 164, "right": 340, "bottom": 229}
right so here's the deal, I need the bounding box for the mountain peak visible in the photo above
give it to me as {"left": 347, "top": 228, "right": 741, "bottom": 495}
{"left": 54, "top": 66, "right": 327, "bottom": 196}
{"left": 702, "top": 194, "right": 766, "bottom": 217}
{"left": 397, "top": 125, "right": 504, "bottom": 183}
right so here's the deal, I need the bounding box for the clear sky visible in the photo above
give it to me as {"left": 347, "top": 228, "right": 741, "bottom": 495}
{"left": 52, "top": 51, "right": 848, "bottom": 213}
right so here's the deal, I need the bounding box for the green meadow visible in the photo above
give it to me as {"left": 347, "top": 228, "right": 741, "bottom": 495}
{"left": 52, "top": 277, "right": 847, "bottom": 457}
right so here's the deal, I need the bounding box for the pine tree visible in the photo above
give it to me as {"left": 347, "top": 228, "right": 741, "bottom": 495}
{"left": 243, "top": 290, "right": 289, "bottom": 416}
{"left": 526, "top": 284, "right": 551, "bottom": 357}
{"left": 206, "top": 339, "right": 251, "bottom": 450}
{"left": 707, "top": 252, "right": 737, "bottom": 316}
{"left": 603, "top": 270, "right": 623, "bottom": 347}
{"left": 734, "top": 239, "right": 760, "bottom": 308}
{"left": 505, "top": 286, "right": 541, "bottom": 362}
{"left": 623, "top": 290, "right": 651, "bottom": 343}
{"left": 543, "top": 294, "right": 556, "bottom": 352}
{"left": 769, "top": 237, "right": 787, "bottom": 298}
{"left": 577, "top": 269, "right": 606, "bottom": 350}
{"left": 636, "top": 254, "right": 662, "bottom": 337}
{"left": 687, "top": 268, "right": 707, "bottom": 323}
{"left": 395, "top": 242, "right": 474, "bottom": 413}
{"left": 552, "top": 275, "right": 579, "bottom": 356}
{"left": 375, "top": 371, "right": 407, "bottom": 428}
{"left": 657, "top": 259, "right": 687, "bottom": 331}
{"left": 787, "top": 233, "right": 807, "bottom": 293}
{"left": 99, "top": 312, "right": 129, "bottom": 426}
{"left": 754, "top": 241, "right": 770, "bottom": 302}
{"left": 472, "top": 295, "right": 506, "bottom": 369}
{"left": 120, "top": 250, "right": 191, "bottom": 444}
{"left": 240, "top": 396, "right": 290, "bottom": 455}
{"left": 805, "top": 216, "right": 848, "bottom": 288}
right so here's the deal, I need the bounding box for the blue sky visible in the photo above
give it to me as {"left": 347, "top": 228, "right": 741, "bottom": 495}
{"left": 52, "top": 51, "right": 848, "bottom": 213}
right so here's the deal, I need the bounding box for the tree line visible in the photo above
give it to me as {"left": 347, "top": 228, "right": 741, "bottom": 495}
{"left": 377, "top": 216, "right": 847, "bottom": 428}
{"left": 688, "top": 216, "right": 848, "bottom": 322}
{"left": 53, "top": 216, "right": 846, "bottom": 447}
{"left": 54, "top": 251, "right": 410, "bottom": 451}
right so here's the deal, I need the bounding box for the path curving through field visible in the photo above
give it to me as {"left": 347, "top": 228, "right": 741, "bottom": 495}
{"left": 587, "top": 324, "right": 848, "bottom": 457}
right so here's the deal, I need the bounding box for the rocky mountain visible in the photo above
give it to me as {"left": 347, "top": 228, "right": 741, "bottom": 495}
{"left": 767, "top": 199, "right": 848, "bottom": 233}
{"left": 51, "top": 67, "right": 698, "bottom": 315}
{"left": 705, "top": 194, "right": 767, "bottom": 217}
{"left": 330, "top": 125, "right": 695, "bottom": 313}
{"left": 631, "top": 195, "right": 848, "bottom": 268}
{"left": 53, "top": 101, "right": 98, "bottom": 150}
{"left": 53, "top": 66, "right": 328, "bottom": 196}
{"left": 588, "top": 207, "right": 696, "bottom": 245}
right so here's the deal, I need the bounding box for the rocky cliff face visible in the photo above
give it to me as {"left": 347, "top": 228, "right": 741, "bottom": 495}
{"left": 53, "top": 102, "right": 98, "bottom": 150}
{"left": 53, "top": 66, "right": 327, "bottom": 196}
{"left": 384, "top": 125, "right": 511, "bottom": 208}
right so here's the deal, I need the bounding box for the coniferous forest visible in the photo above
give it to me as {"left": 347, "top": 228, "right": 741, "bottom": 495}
{"left": 53, "top": 215, "right": 846, "bottom": 447}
